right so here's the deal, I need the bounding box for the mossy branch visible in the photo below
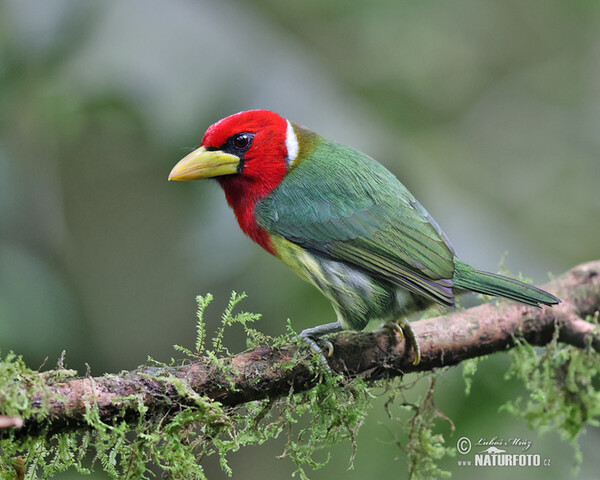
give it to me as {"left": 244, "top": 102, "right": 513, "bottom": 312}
{"left": 1, "top": 260, "right": 599, "bottom": 441}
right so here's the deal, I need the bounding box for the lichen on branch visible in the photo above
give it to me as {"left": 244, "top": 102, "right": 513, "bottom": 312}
{"left": 0, "top": 261, "right": 599, "bottom": 479}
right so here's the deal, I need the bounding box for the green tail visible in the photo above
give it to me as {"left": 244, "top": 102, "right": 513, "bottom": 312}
{"left": 453, "top": 259, "right": 560, "bottom": 307}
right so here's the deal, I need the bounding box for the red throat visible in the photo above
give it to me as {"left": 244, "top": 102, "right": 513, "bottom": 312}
{"left": 202, "top": 110, "right": 290, "bottom": 256}
{"left": 218, "top": 174, "right": 282, "bottom": 255}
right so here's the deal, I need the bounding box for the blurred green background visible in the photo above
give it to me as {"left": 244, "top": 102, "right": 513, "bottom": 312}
{"left": 1, "top": 0, "right": 598, "bottom": 478}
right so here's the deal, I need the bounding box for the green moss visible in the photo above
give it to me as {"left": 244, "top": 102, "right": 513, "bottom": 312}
{"left": 382, "top": 374, "right": 455, "bottom": 479}
{"left": 0, "top": 352, "right": 90, "bottom": 479}
{"left": 1, "top": 295, "right": 598, "bottom": 479}
{"left": 461, "top": 356, "right": 484, "bottom": 396}
{"left": 0, "top": 293, "right": 371, "bottom": 479}
{"left": 501, "top": 318, "right": 600, "bottom": 471}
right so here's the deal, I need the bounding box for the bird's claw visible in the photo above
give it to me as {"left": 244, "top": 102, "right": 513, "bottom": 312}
{"left": 322, "top": 338, "right": 334, "bottom": 358}
{"left": 389, "top": 322, "right": 404, "bottom": 341}
{"left": 297, "top": 322, "right": 343, "bottom": 373}
{"left": 384, "top": 319, "right": 421, "bottom": 365}
{"left": 298, "top": 332, "right": 333, "bottom": 372}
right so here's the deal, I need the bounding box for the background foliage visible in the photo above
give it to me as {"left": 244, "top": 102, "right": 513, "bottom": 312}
{"left": 0, "top": 0, "right": 598, "bottom": 478}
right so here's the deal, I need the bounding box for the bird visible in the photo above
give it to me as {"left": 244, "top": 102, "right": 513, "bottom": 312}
{"left": 169, "top": 109, "right": 559, "bottom": 365}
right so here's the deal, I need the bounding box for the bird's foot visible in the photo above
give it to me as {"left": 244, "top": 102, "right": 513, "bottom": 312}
{"left": 383, "top": 319, "right": 421, "bottom": 365}
{"left": 298, "top": 322, "right": 343, "bottom": 372}
{"left": 298, "top": 332, "right": 333, "bottom": 366}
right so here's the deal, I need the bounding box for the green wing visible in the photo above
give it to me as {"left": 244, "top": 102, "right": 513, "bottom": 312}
{"left": 254, "top": 137, "right": 457, "bottom": 307}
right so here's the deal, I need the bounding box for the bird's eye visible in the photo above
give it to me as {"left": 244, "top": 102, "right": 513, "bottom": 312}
{"left": 233, "top": 133, "right": 250, "bottom": 149}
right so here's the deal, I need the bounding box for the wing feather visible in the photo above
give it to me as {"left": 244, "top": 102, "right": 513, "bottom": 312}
{"left": 254, "top": 135, "right": 456, "bottom": 306}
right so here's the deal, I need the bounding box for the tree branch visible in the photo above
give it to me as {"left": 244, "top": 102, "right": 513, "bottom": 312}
{"left": 2, "top": 261, "right": 599, "bottom": 439}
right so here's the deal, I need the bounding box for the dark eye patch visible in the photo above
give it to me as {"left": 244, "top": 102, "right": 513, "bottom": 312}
{"left": 222, "top": 132, "right": 254, "bottom": 157}
{"left": 233, "top": 133, "right": 250, "bottom": 149}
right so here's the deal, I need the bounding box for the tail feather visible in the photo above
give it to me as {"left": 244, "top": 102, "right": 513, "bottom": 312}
{"left": 453, "top": 259, "right": 560, "bottom": 307}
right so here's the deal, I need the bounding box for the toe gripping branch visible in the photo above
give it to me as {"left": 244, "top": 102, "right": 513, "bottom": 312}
{"left": 298, "top": 319, "right": 421, "bottom": 370}
{"left": 385, "top": 319, "right": 421, "bottom": 365}
{"left": 298, "top": 321, "right": 343, "bottom": 370}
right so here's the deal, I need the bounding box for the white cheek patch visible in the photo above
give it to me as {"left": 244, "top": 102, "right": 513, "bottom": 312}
{"left": 285, "top": 120, "right": 299, "bottom": 167}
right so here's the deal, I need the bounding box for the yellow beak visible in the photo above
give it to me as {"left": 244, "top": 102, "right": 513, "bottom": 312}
{"left": 168, "top": 146, "right": 240, "bottom": 181}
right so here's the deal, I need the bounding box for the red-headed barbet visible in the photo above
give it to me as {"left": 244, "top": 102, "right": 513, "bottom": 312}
{"left": 169, "top": 110, "right": 559, "bottom": 365}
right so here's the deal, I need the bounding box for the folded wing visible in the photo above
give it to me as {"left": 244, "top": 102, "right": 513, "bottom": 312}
{"left": 254, "top": 140, "right": 457, "bottom": 307}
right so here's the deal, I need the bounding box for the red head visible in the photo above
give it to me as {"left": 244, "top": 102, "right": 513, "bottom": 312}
{"left": 169, "top": 110, "right": 300, "bottom": 254}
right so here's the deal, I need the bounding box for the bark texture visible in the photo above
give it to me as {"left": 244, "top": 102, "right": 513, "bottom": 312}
{"left": 2, "top": 260, "right": 599, "bottom": 439}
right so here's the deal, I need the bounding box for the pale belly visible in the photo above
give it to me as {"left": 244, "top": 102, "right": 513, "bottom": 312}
{"left": 270, "top": 235, "right": 429, "bottom": 330}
